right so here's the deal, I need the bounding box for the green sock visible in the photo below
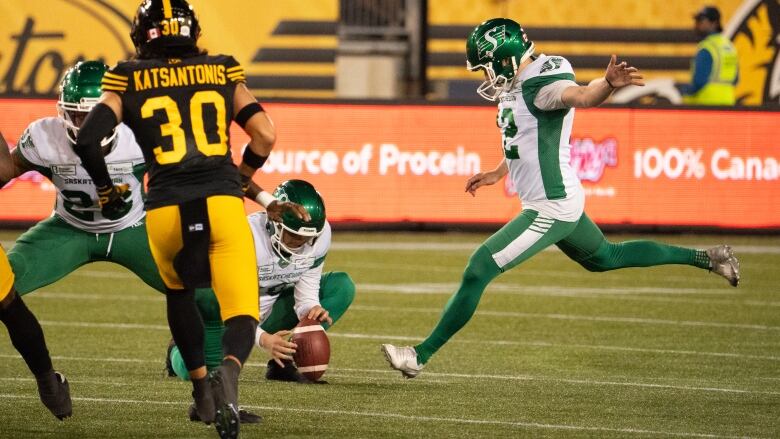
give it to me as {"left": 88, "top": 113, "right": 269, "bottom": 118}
{"left": 170, "top": 345, "right": 190, "bottom": 381}
{"left": 169, "top": 323, "right": 225, "bottom": 381}
{"left": 577, "top": 241, "right": 709, "bottom": 272}
{"left": 414, "top": 246, "right": 500, "bottom": 365}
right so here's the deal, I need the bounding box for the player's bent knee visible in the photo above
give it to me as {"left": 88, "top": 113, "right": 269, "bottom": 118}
{"left": 330, "top": 272, "right": 356, "bottom": 304}
{"left": 462, "top": 246, "right": 499, "bottom": 286}
{"left": 576, "top": 243, "right": 615, "bottom": 272}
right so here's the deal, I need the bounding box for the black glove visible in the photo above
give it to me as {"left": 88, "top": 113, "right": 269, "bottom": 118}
{"left": 96, "top": 184, "right": 131, "bottom": 220}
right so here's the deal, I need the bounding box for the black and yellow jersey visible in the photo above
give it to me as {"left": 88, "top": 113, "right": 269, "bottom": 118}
{"left": 102, "top": 54, "right": 247, "bottom": 208}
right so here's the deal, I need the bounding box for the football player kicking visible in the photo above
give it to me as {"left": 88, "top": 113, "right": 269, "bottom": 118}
{"left": 167, "top": 180, "right": 355, "bottom": 421}
{"left": 382, "top": 18, "right": 740, "bottom": 378}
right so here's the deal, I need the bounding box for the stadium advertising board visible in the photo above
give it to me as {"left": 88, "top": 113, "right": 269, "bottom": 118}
{"left": 0, "top": 99, "right": 777, "bottom": 229}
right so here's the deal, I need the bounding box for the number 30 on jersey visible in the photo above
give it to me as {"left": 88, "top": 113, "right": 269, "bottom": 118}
{"left": 141, "top": 90, "right": 228, "bottom": 164}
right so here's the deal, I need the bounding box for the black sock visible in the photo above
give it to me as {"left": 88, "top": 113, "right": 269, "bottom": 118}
{"left": 222, "top": 315, "right": 257, "bottom": 366}
{"left": 0, "top": 293, "right": 53, "bottom": 376}
{"left": 166, "top": 288, "right": 205, "bottom": 371}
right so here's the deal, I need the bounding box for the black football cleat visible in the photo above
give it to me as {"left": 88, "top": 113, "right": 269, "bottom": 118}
{"left": 188, "top": 403, "right": 262, "bottom": 424}
{"left": 164, "top": 339, "right": 177, "bottom": 378}
{"left": 36, "top": 371, "right": 72, "bottom": 420}
{"left": 265, "top": 360, "right": 327, "bottom": 384}
{"left": 191, "top": 376, "right": 215, "bottom": 424}
{"left": 210, "top": 365, "right": 240, "bottom": 439}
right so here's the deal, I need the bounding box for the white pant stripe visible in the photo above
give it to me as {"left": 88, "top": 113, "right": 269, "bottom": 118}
{"left": 491, "top": 218, "right": 551, "bottom": 269}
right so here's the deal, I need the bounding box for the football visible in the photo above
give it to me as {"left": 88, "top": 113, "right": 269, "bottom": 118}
{"left": 291, "top": 318, "right": 330, "bottom": 381}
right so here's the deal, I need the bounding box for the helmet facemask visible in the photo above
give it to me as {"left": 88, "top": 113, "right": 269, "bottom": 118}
{"left": 57, "top": 98, "right": 117, "bottom": 148}
{"left": 468, "top": 56, "right": 520, "bottom": 101}
{"left": 269, "top": 221, "right": 322, "bottom": 263}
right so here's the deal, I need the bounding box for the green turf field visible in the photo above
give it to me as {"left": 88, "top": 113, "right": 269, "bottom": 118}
{"left": 0, "top": 230, "right": 778, "bottom": 438}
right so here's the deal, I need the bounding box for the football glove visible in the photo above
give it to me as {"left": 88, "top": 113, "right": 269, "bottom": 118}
{"left": 97, "top": 183, "right": 131, "bottom": 220}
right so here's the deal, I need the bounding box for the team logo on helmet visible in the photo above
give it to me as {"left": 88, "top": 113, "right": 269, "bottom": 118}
{"left": 477, "top": 25, "right": 506, "bottom": 60}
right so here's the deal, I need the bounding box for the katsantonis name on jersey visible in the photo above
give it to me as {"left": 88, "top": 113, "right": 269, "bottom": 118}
{"left": 18, "top": 118, "right": 146, "bottom": 233}
{"left": 478, "top": 25, "right": 506, "bottom": 59}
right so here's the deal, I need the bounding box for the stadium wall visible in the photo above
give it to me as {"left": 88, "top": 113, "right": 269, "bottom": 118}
{"left": 0, "top": 99, "right": 777, "bottom": 231}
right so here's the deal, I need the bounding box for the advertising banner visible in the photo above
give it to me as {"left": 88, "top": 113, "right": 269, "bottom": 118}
{"left": 0, "top": 99, "right": 778, "bottom": 229}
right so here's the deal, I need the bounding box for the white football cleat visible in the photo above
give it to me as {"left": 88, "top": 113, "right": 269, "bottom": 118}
{"left": 706, "top": 245, "right": 740, "bottom": 287}
{"left": 381, "top": 344, "right": 423, "bottom": 379}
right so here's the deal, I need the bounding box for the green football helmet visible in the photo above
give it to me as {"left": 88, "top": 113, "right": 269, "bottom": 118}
{"left": 466, "top": 18, "right": 535, "bottom": 101}
{"left": 57, "top": 61, "right": 117, "bottom": 147}
{"left": 268, "top": 179, "right": 326, "bottom": 262}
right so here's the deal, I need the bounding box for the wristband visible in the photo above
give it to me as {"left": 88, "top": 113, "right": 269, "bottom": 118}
{"left": 242, "top": 145, "right": 268, "bottom": 169}
{"left": 255, "top": 190, "right": 277, "bottom": 208}
{"left": 605, "top": 77, "right": 616, "bottom": 89}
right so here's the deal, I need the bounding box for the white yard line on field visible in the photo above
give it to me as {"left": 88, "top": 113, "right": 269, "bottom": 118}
{"left": 32, "top": 318, "right": 780, "bottom": 360}
{"left": 359, "top": 282, "right": 780, "bottom": 307}
{"left": 350, "top": 304, "right": 780, "bottom": 331}
{"left": 0, "top": 393, "right": 761, "bottom": 438}
{"left": 329, "top": 332, "right": 780, "bottom": 362}
{"left": 2, "top": 347, "right": 778, "bottom": 395}
{"left": 0, "top": 340, "right": 780, "bottom": 396}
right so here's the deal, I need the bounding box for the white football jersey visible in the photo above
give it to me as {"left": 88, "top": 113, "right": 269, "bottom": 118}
{"left": 16, "top": 117, "right": 146, "bottom": 233}
{"left": 498, "top": 54, "right": 584, "bottom": 221}
{"left": 247, "top": 212, "right": 331, "bottom": 323}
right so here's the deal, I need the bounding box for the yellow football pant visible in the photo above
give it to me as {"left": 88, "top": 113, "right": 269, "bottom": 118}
{"left": 146, "top": 195, "right": 259, "bottom": 321}
{"left": 0, "top": 246, "right": 15, "bottom": 302}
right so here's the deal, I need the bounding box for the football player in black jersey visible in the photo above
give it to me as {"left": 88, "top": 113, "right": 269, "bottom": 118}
{"left": 74, "top": 1, "right": 279, "bottom": 437}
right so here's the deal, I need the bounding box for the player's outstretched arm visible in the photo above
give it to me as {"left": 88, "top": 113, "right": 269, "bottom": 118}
{"left": 561, "top": 55, "right": 645, "bottom": 108}
{"left": 465, "top": 160, "right": 508, "bottom": 196}
{"left": 246, "top": 180, "right": 311, "bottom": 222}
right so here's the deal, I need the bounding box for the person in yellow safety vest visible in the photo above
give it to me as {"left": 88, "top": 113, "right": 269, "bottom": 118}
{"left": 682, "top": 6, "right": 739, "bottom": 105}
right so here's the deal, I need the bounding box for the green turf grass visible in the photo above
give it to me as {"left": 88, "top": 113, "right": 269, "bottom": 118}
{"left": 0, "top": 231, "right": 777, "bottom": 438}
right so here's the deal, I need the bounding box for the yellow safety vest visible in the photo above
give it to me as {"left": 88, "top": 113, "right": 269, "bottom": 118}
{"left": 684, "top": 33, "right": 739, "bottom": 105}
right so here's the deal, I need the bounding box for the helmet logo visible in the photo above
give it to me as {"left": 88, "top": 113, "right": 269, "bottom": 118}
{"left": 478, "top": 25, "right": 506, "bottom": 60}
{"left": 147, "top": 28, "right": 160, "bottom": 41}
{"left": 276, "top": 189, "right": 289, "bottom": 202}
